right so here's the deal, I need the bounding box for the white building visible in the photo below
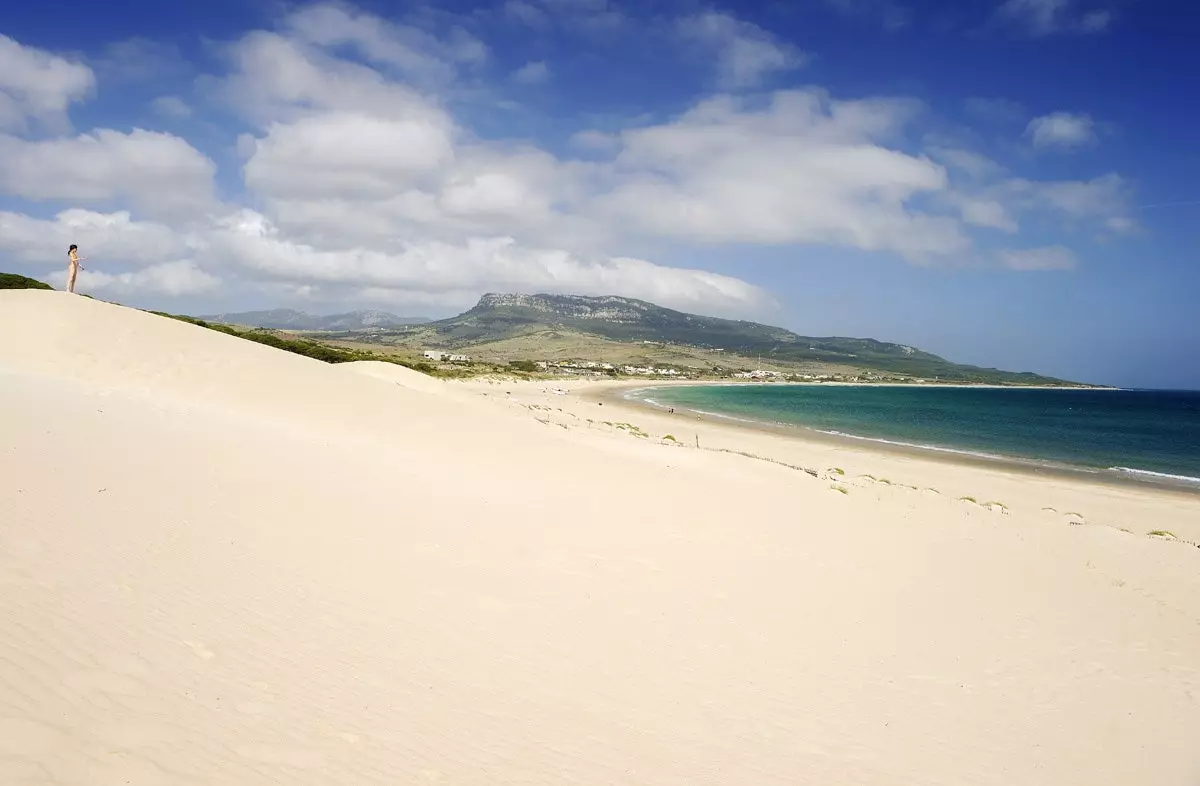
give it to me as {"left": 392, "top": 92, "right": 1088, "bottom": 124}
{"left": 423, "top": 350, "right": 470, "bottom": 362}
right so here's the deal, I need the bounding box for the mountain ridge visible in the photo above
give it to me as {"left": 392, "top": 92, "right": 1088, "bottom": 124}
{"left": 368, "top": 293, "right": 1075, "bottom": 385}
{"left": 198, "top": 308, "right": 430, "bottom": 331}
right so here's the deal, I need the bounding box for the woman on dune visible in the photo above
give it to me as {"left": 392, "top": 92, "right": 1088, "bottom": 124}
{"left": 66, "top": 245, "right": 85, "bottom": 294}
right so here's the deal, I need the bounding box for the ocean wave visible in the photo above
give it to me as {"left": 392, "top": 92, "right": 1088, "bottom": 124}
{"left": 1108, "top": 467, "right": 1200, "bottom": 484}
{"left": 685, "top": 408, "right": 766, "bottom": 425}
{"left": 815, "top": 430, "right": 1018, "bottom": 462}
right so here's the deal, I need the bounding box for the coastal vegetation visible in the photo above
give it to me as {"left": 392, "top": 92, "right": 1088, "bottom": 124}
{"left": 310, "top": 292, "right": 1087, "bottom": 387}
{"left": 0, "top": 273, "right": 54, "bottom": 291}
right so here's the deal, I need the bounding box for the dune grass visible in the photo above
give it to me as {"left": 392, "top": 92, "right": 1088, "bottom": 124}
{"left": 148, "top": 312, "right": 488, "bottom": 377}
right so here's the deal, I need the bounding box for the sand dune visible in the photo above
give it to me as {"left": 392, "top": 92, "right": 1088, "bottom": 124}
{"left": 2, "top": 290, "right": 1198, "bottom": 785}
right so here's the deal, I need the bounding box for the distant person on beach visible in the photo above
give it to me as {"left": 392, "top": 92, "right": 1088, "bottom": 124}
{"left": 66, "top": 245, "right": 85, "bottom": 294}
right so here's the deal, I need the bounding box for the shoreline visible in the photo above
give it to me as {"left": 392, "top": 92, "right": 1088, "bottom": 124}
{"left": 584, "top": 381, "right": 1200, "bottom": 498}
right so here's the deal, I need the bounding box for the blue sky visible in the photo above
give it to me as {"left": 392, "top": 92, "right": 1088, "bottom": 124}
{"left": 1, "top": 0, "right": 1197, "bottom": 388}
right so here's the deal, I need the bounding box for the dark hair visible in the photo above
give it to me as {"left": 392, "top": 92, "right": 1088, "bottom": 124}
{"left": 68, "top": 244, "right": 78, "bottom": 252}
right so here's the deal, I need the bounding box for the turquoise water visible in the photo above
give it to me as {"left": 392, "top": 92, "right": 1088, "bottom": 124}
{"left": 628, "top": 385, "right": 1200, "bottom": 484}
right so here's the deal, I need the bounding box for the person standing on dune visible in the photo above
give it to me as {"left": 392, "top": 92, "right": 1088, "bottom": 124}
{"left": 66, "top": 245, "right": 85, "bottom": 294}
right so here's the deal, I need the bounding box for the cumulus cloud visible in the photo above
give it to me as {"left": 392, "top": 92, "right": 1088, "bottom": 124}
{"left": 79, "top": 260, "right": 221, "bottom": 296}
{"left": 1025, "top": 111, "right": 1097, "bottom": 150}
{"left": 0, "top": 34, "right": 94, "bottom": 132}
{"left": 196, "top": 210, "right": 770, "bottom": 315}
{"left": 997, "top": 245, "right": 1078, "bottom": 271}
{"left": 0, "top": 129, "right": 217, "bottom": 220}
{"left": 596, "top": 90, "right": 963, "bottom": 258}
{"left": 0, "top": 8, "right": 1139, "bottom": 314}
{"left": 0, "top": 209, "right": 187, "bottom": 266}
{"left": 996, "top": 0, "right": 1114, "bottom": 36}
{"left": 243, "top": 111, "right": 456, "bottom": 200}
{"left": 678, "top": 12, "right": 806, "bottom": 89}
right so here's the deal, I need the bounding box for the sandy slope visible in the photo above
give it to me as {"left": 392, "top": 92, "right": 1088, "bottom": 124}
{"left": 2, "top": 290, "right": 1198, "bottom": 785}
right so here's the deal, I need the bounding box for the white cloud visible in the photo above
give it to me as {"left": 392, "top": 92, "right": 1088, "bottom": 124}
{"left": 959, "top": 199, "right": 1019, "bottom": 232}
{"left": 678, "top": 12, "right": 806, "bottom": 89}
{"left": 997, "top": 245, "right": 1078, "bottom": 271}
{"left": 569, "top": 129, "right": 619, "bottom": 151}
{"left": 217, "top": 30, "right": 443, "bottom": 127}
{"left": 196, "top": 210, "right": 769, "bottom": 315}
{"left": 1007, "top": 173, "right": 1130, "bottom": 223}
{"left": 926, "top": 146, "right": 1005, "bottom": 180}
{"left": 512, "top": 60, "right": 550, "bottom": 85}
{"left": 151, "top": 95, "right": 192, "bottom": 118}
{"left": 1025, "top": 111, "right": 1097, "bottom": 150}
{"left": 0, "top": 129, "right": 217, "bottom": 220}
{"left": 243, "top": 111, "right": 456, "bottom": 200}
{"left": 282, "top": 3, "right": 486, "bottom": 84}
{"left": 996, "top": 0, "right": 1114, "bottom": 35}
{"left": 67, "top": 260, "right": 220, "bottom": 297}
{"left": 596, "top": 90, "right": 963, "bottom": 258}
{"left": 942, "top": 171, "right": 1132, "bottom": 238}
{"left": 0, "top": 209, "right": 186, "bottom": 265}
{"left": 0, "top": 34, "right": 94, "bottom": 132}
{"left": 0, "top": 11, "right": 1139, "bottom": 316}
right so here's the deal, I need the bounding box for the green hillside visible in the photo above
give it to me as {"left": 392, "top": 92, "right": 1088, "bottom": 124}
{"left": 0, "top": 273, "right": 54, "bottom": 291}
{"left": 354, "top": 293, "right": 1074, "bottom": 385}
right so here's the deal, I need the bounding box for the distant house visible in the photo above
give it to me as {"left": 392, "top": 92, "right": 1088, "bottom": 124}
{"left": 423, "top": 350, "right": 470, "bottom": 363}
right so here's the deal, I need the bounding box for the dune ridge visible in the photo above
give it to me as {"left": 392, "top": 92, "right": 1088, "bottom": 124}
{"left": 2, "top": 290, "right": 1198, "bottom": 785}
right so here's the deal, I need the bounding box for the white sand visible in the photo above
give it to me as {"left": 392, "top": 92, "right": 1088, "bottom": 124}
{"left": 2, "top": 290, "right": 1198, "bottom": 785}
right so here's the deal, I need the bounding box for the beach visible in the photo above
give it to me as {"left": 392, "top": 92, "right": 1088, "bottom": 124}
{"left": 3, "top": 290, "right": 1199, "bottom": 785}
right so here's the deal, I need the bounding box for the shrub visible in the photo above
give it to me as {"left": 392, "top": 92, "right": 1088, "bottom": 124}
{"left": 508, "top": 359, "right": 538, "bottom": 372}
{"left": 0, "top": 272, "right": 54, "bottom": 291}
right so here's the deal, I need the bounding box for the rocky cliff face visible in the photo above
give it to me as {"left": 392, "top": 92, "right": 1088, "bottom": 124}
{"left": 473, "top": 293, "right": 663, "bottom": 324}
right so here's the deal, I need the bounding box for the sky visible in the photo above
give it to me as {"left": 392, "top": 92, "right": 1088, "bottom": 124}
{"left": 1, "top": 0, "right": 1198, "bottom": 388}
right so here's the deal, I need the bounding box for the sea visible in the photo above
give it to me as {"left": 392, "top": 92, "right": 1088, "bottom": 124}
{"left": 625, "top": 384, "right": 1200, "bottom": 487}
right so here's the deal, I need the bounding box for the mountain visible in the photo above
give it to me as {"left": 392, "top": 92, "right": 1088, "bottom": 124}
{"left": 197, "top": 308, "right": 430, "bottom": 331}
{"left": 391, "top": 293, "right": 1072, "bottom": 385}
